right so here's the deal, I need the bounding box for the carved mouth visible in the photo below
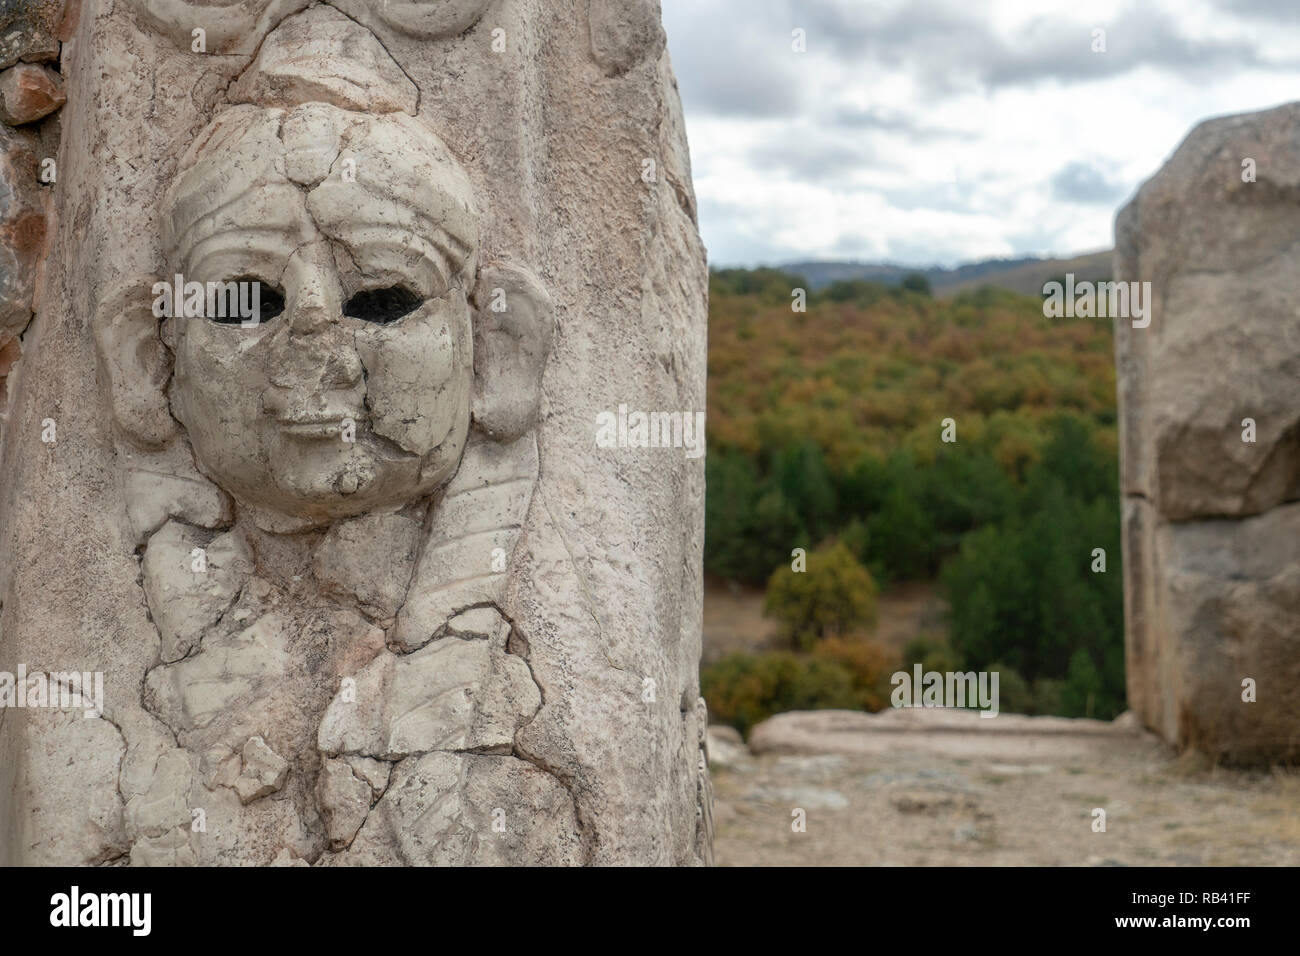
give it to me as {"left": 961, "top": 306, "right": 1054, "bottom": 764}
{"left": 278, "top": 414, "right": 360, "bottom": 440}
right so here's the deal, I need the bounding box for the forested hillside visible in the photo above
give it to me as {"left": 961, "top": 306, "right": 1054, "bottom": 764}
{"left": 702, "top": 268, "right": 1125, "bottom": 733}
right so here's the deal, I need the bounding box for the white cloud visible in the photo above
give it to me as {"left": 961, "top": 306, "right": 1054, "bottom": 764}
{"left": 662, "top": 0, "right": 1300, "bottom": 266}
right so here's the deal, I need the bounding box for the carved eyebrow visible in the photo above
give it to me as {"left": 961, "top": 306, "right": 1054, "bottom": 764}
{"left": 319, "top": 222, "right": 472, "bottom": 296}
{"left": 183, "top": 229, "right": 313, "bottom": 282}
{"left": 306, "top": 169, "right": 477, "bottom": 293}
{"left": 167, "top": 182, "right": 320, "bottom": 274}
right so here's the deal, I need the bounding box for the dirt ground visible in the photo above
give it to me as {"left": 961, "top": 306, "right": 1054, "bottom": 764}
{"left": 710, "top": 711, "right": 1300, "bottom": 866}
{"left": 703, "top": 581, "right": 1299, "bottom": 866}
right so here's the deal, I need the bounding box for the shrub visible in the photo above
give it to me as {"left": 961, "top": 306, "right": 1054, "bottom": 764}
{"left": 985, "top": 662, "right": 1032, "bottom": 715}
{"left": 812, "top": 635, "right": 897, "bottom": 712}
{"left": 701, "top": 652, "right": 860, "bottom": 737}
{"left": 1032, "top": 678, "right": 1064, "bottom": 716}
{"left": 764, "top": 542, "right": 878, "bottom": 651}
{"left": 902, "top": 633, "right": 964, "bottom": 675}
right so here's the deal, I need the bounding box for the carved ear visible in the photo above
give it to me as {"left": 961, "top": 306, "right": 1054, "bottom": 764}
{"left": 93, "top": 276, "right": 179, "bottom": 449}
{"left": 470, "top": 262, "right": 555, "bottom": 442}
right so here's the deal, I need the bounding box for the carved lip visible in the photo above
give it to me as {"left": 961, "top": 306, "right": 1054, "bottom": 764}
{"left": 277, "top": 413, "right": 360, "bottom": 440}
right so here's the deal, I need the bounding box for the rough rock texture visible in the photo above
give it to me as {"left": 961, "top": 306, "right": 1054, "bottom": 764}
{"left": 0, "top": 124, "right": 43, "bottom": 337}
{"left": 1115, "top": 102, "right": 1300, "bottom": 764}
{"left": 0, "top": 0, "right": 708, "bottom": 865}
{"left": 317, "top": 757, "right": 372, "bottom": 848}
{"left": 227, "top": 6, "right": 418, "bottom": 115}
{"left": 141, "top": 520, "right": 252, "bottom": 662}
{"left": 0, "top": 62, "right": 64, "bottom": 124}
{"left": 0, "top": 0, "right": 63, "bottom": 469}
{"left": 329, "top": 751, "right": 583, "bottom": 866}
{"left": 312, "top": 512, "right": 420, "bottom": 619}
{"left": 317, "top": 633, "right": 540, "bottom": 759}
{"left": 0, "top": 0, "right": 62, "bottom": 69}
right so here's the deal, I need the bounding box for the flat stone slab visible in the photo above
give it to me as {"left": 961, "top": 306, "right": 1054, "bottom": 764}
{"left": 749, "top": 708, "right": 1156, "bottom": 761}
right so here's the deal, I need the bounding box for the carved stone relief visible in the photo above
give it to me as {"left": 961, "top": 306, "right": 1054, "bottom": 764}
{"left": 0, "top": 0, "right": 708, "bottom": 867}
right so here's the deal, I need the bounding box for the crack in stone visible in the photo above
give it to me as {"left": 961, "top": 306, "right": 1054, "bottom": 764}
{"left": 218, "top": 3, "right": 312, "bottom": 106}
{"left": 320, "top": 1, "right": 423, "bottom": 116}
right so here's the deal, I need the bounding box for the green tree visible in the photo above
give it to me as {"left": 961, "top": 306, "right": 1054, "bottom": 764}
{"left": 940, "top": 416, "right": 1124, "bottom": 717}
{"left": 704, "top": 452, "right": 807, "bottom": 584}
{"left": 900, "top": 272, "right": 933, "bottom": 295}
{"left": 764, "top": 542, "right": 878, "bottom": 651}
{"left": 771, "top": 441, "right": 838, "bottom": 543}
{"left": 868, "top": 472, "right": 937, "bottom": 580}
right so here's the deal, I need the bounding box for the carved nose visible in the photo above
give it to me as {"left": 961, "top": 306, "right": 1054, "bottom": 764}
{"left": 288, "top": 283, "right": 334, "bottom": 336}
{"left": 323, "top": 348, "right": 364, "bottom": 388}
{"left": 268, "top": 337, "right": 364, "bottom": 390}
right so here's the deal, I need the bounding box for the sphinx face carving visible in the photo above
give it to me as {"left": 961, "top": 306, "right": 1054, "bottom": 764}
{"left": 161, "top": 103, "right": 479, "bottom": 527}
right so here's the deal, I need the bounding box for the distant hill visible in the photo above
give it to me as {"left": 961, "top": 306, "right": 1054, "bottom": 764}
{"left": 779, "top": 250, "right": 1113, "bottom": 298}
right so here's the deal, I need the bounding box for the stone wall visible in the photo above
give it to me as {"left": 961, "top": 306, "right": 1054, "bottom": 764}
{"left": 0, "top": 0, "right": 66, "bottom": 447}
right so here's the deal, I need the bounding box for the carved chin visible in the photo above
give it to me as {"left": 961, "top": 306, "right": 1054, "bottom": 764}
{"left": 180, "top": 408, "right": 468, "bottom": 530}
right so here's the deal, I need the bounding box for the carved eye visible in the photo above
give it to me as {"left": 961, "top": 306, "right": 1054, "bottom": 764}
{"left": 344, "top": 286, "right": 423, "bottom": 325}
{"left": 207, "top": 279, "right": 285, "bottom": 326}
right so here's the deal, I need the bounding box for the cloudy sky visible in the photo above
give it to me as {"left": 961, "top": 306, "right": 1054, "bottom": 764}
{"left": 661, "top": 0, "right": 1300, "bottom": 268}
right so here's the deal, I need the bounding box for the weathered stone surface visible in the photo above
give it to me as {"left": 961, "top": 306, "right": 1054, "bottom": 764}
{"left": 1116, "top": 103, "right": 1300, "bottom": 763}
{"left": 124, "top": 748, "right": 192, "bottom": 838}
{"left": 1, "top": 0, "right": 708, "bottom": 867}
{"left": 144, "top": 614, "right": 291, "bottom": 733}
{"left": 343, "top": 755, "right": 391, "bottom": 798}
{"left": 0, "top": 0, "right": 63, "bottom": 70}
{"left": 142, "top": 520, "right": 252, "bottom": 662}
{"left": 445, "top": 605, "right": 505, "bottom": 640}
{"left": 120, "top": 442, "right": 234, "bottom": 544}
{"left": 229, "top": 5, "right": 418, "bottom": 115}
{"left": 270, "top": 847, "right": 311, "bottom": 866}
{"left": 0, "top": 330, "right": 18, "bottom": 414}
{"left": 1135, "top": 501, "right": 1300, "bottom": 762}
{"left": 329, "top": 752, "right": 582, "bottom": 866}
{"left": 318, "top": 634, "right": 539, "bottom": 759}
{"left": 589, "top": 0, "right": 666, "bottom": 77}
{"left": 234, "top": 735, "right": 290, "bottom": 804}
{"left": 0, "top": 123, "right": 43, "bottom": 334}
{"left": 331, "top": 0, "right": 492, "bottom": 40}
{"left": 130, "top": 827, "right": 197, "bottom": 866}
{"left": 317, "top": 757, "right": 372, "bottom": 848}
{"left": 312, "top": 512, "right": 420, "bottom": 618}
{"left": 123, "top": 0, "right": 312, "bottom": 55}
{"left": 11, "top": 709, "right": 128, "bottom": 865}
{"left": 1115, "top": 104, "right": 1300, "bottom": 518}
{"left": 392, "top": 434, "right": 538, "bottom": 650}
{"left": 0, "top": 62, "right": 64, "bottom": 124}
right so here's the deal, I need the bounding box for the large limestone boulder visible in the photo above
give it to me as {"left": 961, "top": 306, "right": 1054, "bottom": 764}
{"left": 1115, "top": 102, "right": 1300, "bottom": 763}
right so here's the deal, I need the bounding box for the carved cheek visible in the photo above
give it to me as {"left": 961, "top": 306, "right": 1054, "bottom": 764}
{"left": 353, "top": 298, "right": 470, "bottom": 457}
{"left": 176, "top": 324, "right": 274, "bottom": 454}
